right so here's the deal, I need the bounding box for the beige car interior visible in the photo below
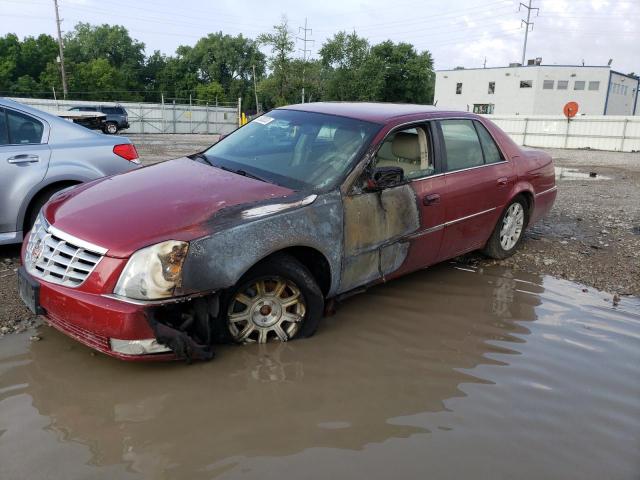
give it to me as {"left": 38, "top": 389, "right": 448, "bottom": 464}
{"left": 375, "top": 126, "right": 434, "bottom": 179}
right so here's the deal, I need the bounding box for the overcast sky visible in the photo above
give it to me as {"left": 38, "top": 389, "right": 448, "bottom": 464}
{"left": 1, "top": 0, "right": 637, "bottom": 73}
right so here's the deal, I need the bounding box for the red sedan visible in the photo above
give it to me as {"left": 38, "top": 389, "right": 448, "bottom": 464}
{"left": 19, "top": 103, "right": 556, "bottom": 361}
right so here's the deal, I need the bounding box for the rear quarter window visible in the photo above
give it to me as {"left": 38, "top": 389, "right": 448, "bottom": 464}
{"left": 6, "top": 109, "right": 44, "bottom": 144}
{"left": 474, "top": 121, "right": 503, "bottom": 164}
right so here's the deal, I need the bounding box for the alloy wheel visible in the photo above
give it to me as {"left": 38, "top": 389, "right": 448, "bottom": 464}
{"left": 499, "top": 203, "right": 524, "bottom": 250}
{"left": 227, "top": 277, "right": 306, "bottom": 343}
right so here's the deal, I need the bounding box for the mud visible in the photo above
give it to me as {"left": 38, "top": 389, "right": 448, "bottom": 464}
{"left": 1, "top": 264, "right": 638, "bottom": 479}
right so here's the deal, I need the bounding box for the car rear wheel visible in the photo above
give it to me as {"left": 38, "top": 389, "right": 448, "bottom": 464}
{"left": 483, "top": 196, "right": 528, "bottom": 259}
{"left": 105, "top": 122, "right": 118, "bottom": 135}
{"left": 222, "top": 254, "right": 323, "bottom": 344}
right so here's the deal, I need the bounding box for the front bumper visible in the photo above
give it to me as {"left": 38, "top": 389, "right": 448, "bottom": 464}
{"left": 35, "top": 272, "right": 177, "bottom": 362}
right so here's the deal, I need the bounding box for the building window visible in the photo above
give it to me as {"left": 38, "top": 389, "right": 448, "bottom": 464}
{"left": 456, "top": 82, "right": 462, "bottom": 94}
{"left": 557, "top": 80, "right": 568, "bottom": 90}
{"left": 574, "top": 81, "right": 585, "bottom": 90}
{"left": 543, "top": 80, "right": 554, "bottom": 89}
{"left": 488, "top": 81, "right": 495, "bottom": 94}
{"left": 588, "top": 81, "right": 600, "bottom": 91}
{"left": 473, "top": 104, "right": 494, "bottom": 114}
{"left": 520, "top": 80, "right": 533, "bottom": 88}
{"left": 623, "top": 85, "right": 628, "bottom": 95}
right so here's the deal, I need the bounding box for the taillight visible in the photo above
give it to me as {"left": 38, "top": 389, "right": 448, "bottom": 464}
{"left": 113, "top": 144, "right": 139, "bottom": 163}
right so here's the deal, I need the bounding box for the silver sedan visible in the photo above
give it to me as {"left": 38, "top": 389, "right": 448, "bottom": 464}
{"left": 0, "top": 98, "right": 141, "bottom": 245}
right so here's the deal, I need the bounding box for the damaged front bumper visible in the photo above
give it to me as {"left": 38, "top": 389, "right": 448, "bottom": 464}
{"left": 36, "top": 276, "right": 216, "bottom": 362}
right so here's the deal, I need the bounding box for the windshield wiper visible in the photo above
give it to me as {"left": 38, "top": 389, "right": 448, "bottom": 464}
{"left": 217, "top": 165, "right": 272, "bottom": 184}
{"left": 189, "top": 152, "right": 214, "bottom": 166}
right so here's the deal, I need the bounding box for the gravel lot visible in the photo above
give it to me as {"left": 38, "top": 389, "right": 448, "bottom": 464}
{"left": 1, "top": 135, "right": 638, "bottom": 336}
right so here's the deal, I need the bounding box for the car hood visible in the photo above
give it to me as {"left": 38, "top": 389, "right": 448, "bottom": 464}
{"left": 43, "top": 157, "right": 294, "bottom": 257}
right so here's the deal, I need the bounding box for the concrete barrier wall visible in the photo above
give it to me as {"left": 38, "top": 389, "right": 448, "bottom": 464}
{"left": 10, "top": 97, "right": 239, "bottom": 135}
{"left": 484, "top": 115, "right": 640, "bottom": 152}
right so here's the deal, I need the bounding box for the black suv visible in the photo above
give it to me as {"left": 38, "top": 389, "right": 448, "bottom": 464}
{"left": 69, "top": 105, "right": 130, "bottom": 134}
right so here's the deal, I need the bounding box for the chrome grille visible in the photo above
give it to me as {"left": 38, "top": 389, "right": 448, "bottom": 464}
{"left": 25, "top": 213, "right": 105, "bottom": 288}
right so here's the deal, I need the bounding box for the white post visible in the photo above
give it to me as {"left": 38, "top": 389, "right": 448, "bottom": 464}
{"left": 161, "top": 93, "right": 165, "bottom": 133}
{"left": 620, "top": 118, "right": 629, "bottom": 151}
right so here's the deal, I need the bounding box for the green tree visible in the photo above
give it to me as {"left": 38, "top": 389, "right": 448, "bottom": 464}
{"left": 178, "top": 32, "right": 265, "bottom": 109}
{"left": 371, "top": 41, "right": 434, "bottom": 103}
{"left": 319, "top": 31, "right": 385, "bottom": 101}
{"left": 258, "top": 17, "right": 295, "bottom": 102}
{"left": 195, "top": 81, "right": 225, "bottom": 104}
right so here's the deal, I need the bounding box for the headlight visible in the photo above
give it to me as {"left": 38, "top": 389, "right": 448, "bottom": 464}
{"left": 114, "top": 240, "right": 189, "bottom": 300}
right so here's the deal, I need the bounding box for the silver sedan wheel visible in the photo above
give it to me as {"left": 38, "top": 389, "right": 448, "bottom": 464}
{"left": 499, "top": 203, "right": 524, "bottom": 251}
{"left": 227, "top": 278, "right": 306, "bottom": 344}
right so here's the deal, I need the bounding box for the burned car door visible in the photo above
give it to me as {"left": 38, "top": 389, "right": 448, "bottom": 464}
{"left": 340, "top": 123, "right": 445, "bottom": 292}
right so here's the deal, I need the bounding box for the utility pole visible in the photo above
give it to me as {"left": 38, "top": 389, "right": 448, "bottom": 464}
{"left": 519, "top": 0, "right": 539, "bottom": 66}
{"left": 252, "top": 64, "right": 260, "bottom": 113}
{"left": 53, "top": 0, "right": 68, "bottom": 99}
{"left": 297, "top": 18, "right": 314, "bottom": 103}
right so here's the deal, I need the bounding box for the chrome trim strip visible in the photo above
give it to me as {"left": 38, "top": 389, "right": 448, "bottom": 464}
{"left": 103, "top": 291, "right": 214, "bottom": 306}
{"left": 445, "top": 207, "right": 497, "bottom": 226}
{"left": 407, "top": 224, "right": 444, "bottom": 239}
{"left": 444, "top": 160, "right": 508, "bottom": 175}
{"left": 535, "top": 185, "right": 558, "bottom": 197}
{"left": 406, "top": 207, "right": 497, "bottom": 239}
{"left": 241, "top": 194, "right": 317, "bottom": 219}
{"left": 48, "top": 225, "right": 108, "bottom": 255}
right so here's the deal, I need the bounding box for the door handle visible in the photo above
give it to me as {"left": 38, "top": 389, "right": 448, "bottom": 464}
{"left": 7, "top": 154, "right": 40, "bottom": 164}
{"left": 423, "top": 193, "right": 441, "bottom": 206}
{"left": 497, "top": 177, "right": 509, "bottom": 186}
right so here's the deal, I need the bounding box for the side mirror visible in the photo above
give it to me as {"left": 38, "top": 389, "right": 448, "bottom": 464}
{"left": 366, "top": 166, "right": 404, "bottom": 191}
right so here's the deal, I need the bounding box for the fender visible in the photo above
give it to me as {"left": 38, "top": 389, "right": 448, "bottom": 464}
{"left": 181, "top": 191, "right": 344, "bottom": 298}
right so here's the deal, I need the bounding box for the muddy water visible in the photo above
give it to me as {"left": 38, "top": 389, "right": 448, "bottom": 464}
{"left": 1, "top": 265, "right": 639, "bottom": 480}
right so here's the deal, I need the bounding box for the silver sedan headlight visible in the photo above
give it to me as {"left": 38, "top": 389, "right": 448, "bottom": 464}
{"left": 114, "top": 240, "right": 189, "bottom": 300}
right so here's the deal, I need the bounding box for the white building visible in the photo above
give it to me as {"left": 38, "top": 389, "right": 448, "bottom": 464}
{"left": 434, "top": 64, "right": 639, "bottom": 116}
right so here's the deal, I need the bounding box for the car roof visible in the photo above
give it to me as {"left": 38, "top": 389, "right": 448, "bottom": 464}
{"left": 279, "top": 102, "right": 467, "bottom": 123}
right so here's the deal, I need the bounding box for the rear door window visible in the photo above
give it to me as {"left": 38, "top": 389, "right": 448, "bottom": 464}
{"left": 474, "top": 121, "right": 503, "bottom": 164}
{"left": 6, "top": 109, "right": 44, "bottom": 144}
{"left": 440, "top": 120, "right": 483, "bottom": 171}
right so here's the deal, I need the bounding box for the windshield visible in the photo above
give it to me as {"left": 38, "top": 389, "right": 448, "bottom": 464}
{"left": 203, "top": 109, "right": 381, "bottom": 190}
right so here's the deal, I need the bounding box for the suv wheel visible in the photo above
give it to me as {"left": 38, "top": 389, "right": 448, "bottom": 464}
{"left": 104, "top": 122, "right": 118, "bottom": 135}
{"left": 221, "top": 254, "right": 323, "bottom": 344}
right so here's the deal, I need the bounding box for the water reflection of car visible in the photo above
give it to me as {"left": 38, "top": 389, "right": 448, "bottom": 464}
{"left": 0, "top": 98, "right": 140, "bottom": 246}
{"left": 18, "top": 102, "right": 557, "bottom": 361}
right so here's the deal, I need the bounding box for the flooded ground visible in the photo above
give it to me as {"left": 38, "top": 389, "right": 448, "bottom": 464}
{"left": 1, "top": 264, "right": 638, "bottom": 479}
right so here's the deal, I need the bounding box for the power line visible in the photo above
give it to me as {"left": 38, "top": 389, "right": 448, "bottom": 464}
{"left": 520, "top": 0, "right": 539, "bottom": 65}
{"left": 297, "top": 18, "right": 314, "bottom": 103}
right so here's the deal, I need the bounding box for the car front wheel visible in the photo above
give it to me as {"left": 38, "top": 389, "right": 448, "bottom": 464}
{"left": 222, "top": 254, "right": 323, "bottom": 344}
{"left": 483, "top": 196, "right": 528, "bottom": 259}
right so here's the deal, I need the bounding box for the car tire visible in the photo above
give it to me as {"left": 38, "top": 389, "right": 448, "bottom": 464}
{"left": 104, "top": 122, "right": 118, "bottom": 135}
{"left": 483, "top": 196, "right": 529, "bottom": 260}
{"left": 219, "top": 254, "right": 324, "bottom": 344}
